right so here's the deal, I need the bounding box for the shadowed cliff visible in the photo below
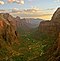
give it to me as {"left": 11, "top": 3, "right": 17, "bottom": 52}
{"left": 30, "top": 8, "right": 60, "bottom": 61}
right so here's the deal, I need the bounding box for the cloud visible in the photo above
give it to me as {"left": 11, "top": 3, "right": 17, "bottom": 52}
{"left": 46, "top": 8, "right": 55, "bottom": 10}
{"left": 20, "top": 0, "right": 24, "bottom": 4}
{"left": 10, "top": 7, "right": 42, "bottom": 15}
{"left": 28, "top": 0, "right": 36, "bottom": 2}
{"left": 16, "top": 0, "right": 24, "bottom": 5}
{"left": 0, "top": 1, "right": 4, "bottom": 5}
{"left": 54, "top": 0, "right": 60, "bottom": 2}
{"left": 8, "top": 0, "right": 15, "bottom": 2}
{"left": 23, "top": 8, "right": 43, "bottom": 14}
{"left": 11, "top": 8, "right": 21, "bottom": 14}
{"left": 8, "top": 0, "right": 24, "bottom": 5}
{"left": 0, "top": 9, "right": 9, "bottom": 13}
{"left": 0, "top": 7, "right": 55, "bottom": 20}
{"left": 12, "top": 8, "right": 19, "bottom": 11}
{"left": 9, "top": 8, "right": 54, "bottom": 20}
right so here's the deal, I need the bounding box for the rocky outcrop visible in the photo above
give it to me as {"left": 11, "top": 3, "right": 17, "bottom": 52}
{"left": 15, "top": 17, "right": 33, "bottom": 33}
{"left": 1, "top": 13, "right": 19, "bottom": 44}
{"left": 50, "top": 8, "right": 60, "bottom": 52}
{"left": 0, "top": 13, "right": 20, "bottom": 60}
{"left": 39, "top": 21, "right": 57, "bottom": 35}
{"left": 31, "top": 8, "right": 60, "bottom": 61}
{"left": 39, "top": 7, "right": 60, "bottom": 40}
{"left": 51, "top": 8, "right": 60, "bottom": 22}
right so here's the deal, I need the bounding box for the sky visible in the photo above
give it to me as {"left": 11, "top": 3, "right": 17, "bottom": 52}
{"left": 0, "top": 0, "right": 60, "bottom": 20}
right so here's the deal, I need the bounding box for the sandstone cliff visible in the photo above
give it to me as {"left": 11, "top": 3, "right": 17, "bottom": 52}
{"left": 30, "top": 8, "right": 60, "bottom": 61}
{"left": 0, "top": 13, "right": 20, "bottom": 61}
{"left": 39, "top": 8, "right": 60, "bottom": 61}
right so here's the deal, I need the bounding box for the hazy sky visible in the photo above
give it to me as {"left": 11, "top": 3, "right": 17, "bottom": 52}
{"left": 0, "top": 0, "right": 60, "bottom": 20}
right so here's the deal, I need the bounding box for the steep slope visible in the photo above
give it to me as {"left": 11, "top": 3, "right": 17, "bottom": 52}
{"left": 15, "top": 17, "right": 31, "bottom": 32}
{"left": 0, "top": 13, "right": 20, "bottom": 61}
{"left": 30, "top": 8, "right": 60, "bottom": 61}
{"left": 15, "top": 17, "right": 42, "bottom": 34}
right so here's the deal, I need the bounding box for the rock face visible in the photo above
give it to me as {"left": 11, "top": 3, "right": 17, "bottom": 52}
{"left": 31, "top": 8, "right": 60, "bottom": 61}
{"left": 14, "top": 17, "right": 42, "bottom": 33}
{"left": 1, "top": 13, "right": 18, "bottom": 44}
{"left": 39, "top": 21, "right": 57, "bottom": 35}
{"left": 39, "top": 8, "right": 60, "bottom": 35}
{"left": 51, "top": 8, "right": 60, "bottom": 52}
{"left": 0, "top": 13, "right": 19, "bottom": 60}
{"left": 15, "top": 17, "right": 31, "bottom": 32}
{"left": 51, "top": 8, "right": 60, "bottom": 22}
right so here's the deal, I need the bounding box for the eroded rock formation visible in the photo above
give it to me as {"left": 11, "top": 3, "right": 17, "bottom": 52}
{"left": 0, "top": 13, "right": 20, "bottom": 61}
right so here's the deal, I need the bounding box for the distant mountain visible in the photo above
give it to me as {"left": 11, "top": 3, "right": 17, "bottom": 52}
{"left": 14, "top": 16, "right": 43, "bottom": 34}
{"left": 25, "top": 18, "right": 43, "bottom": 28}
